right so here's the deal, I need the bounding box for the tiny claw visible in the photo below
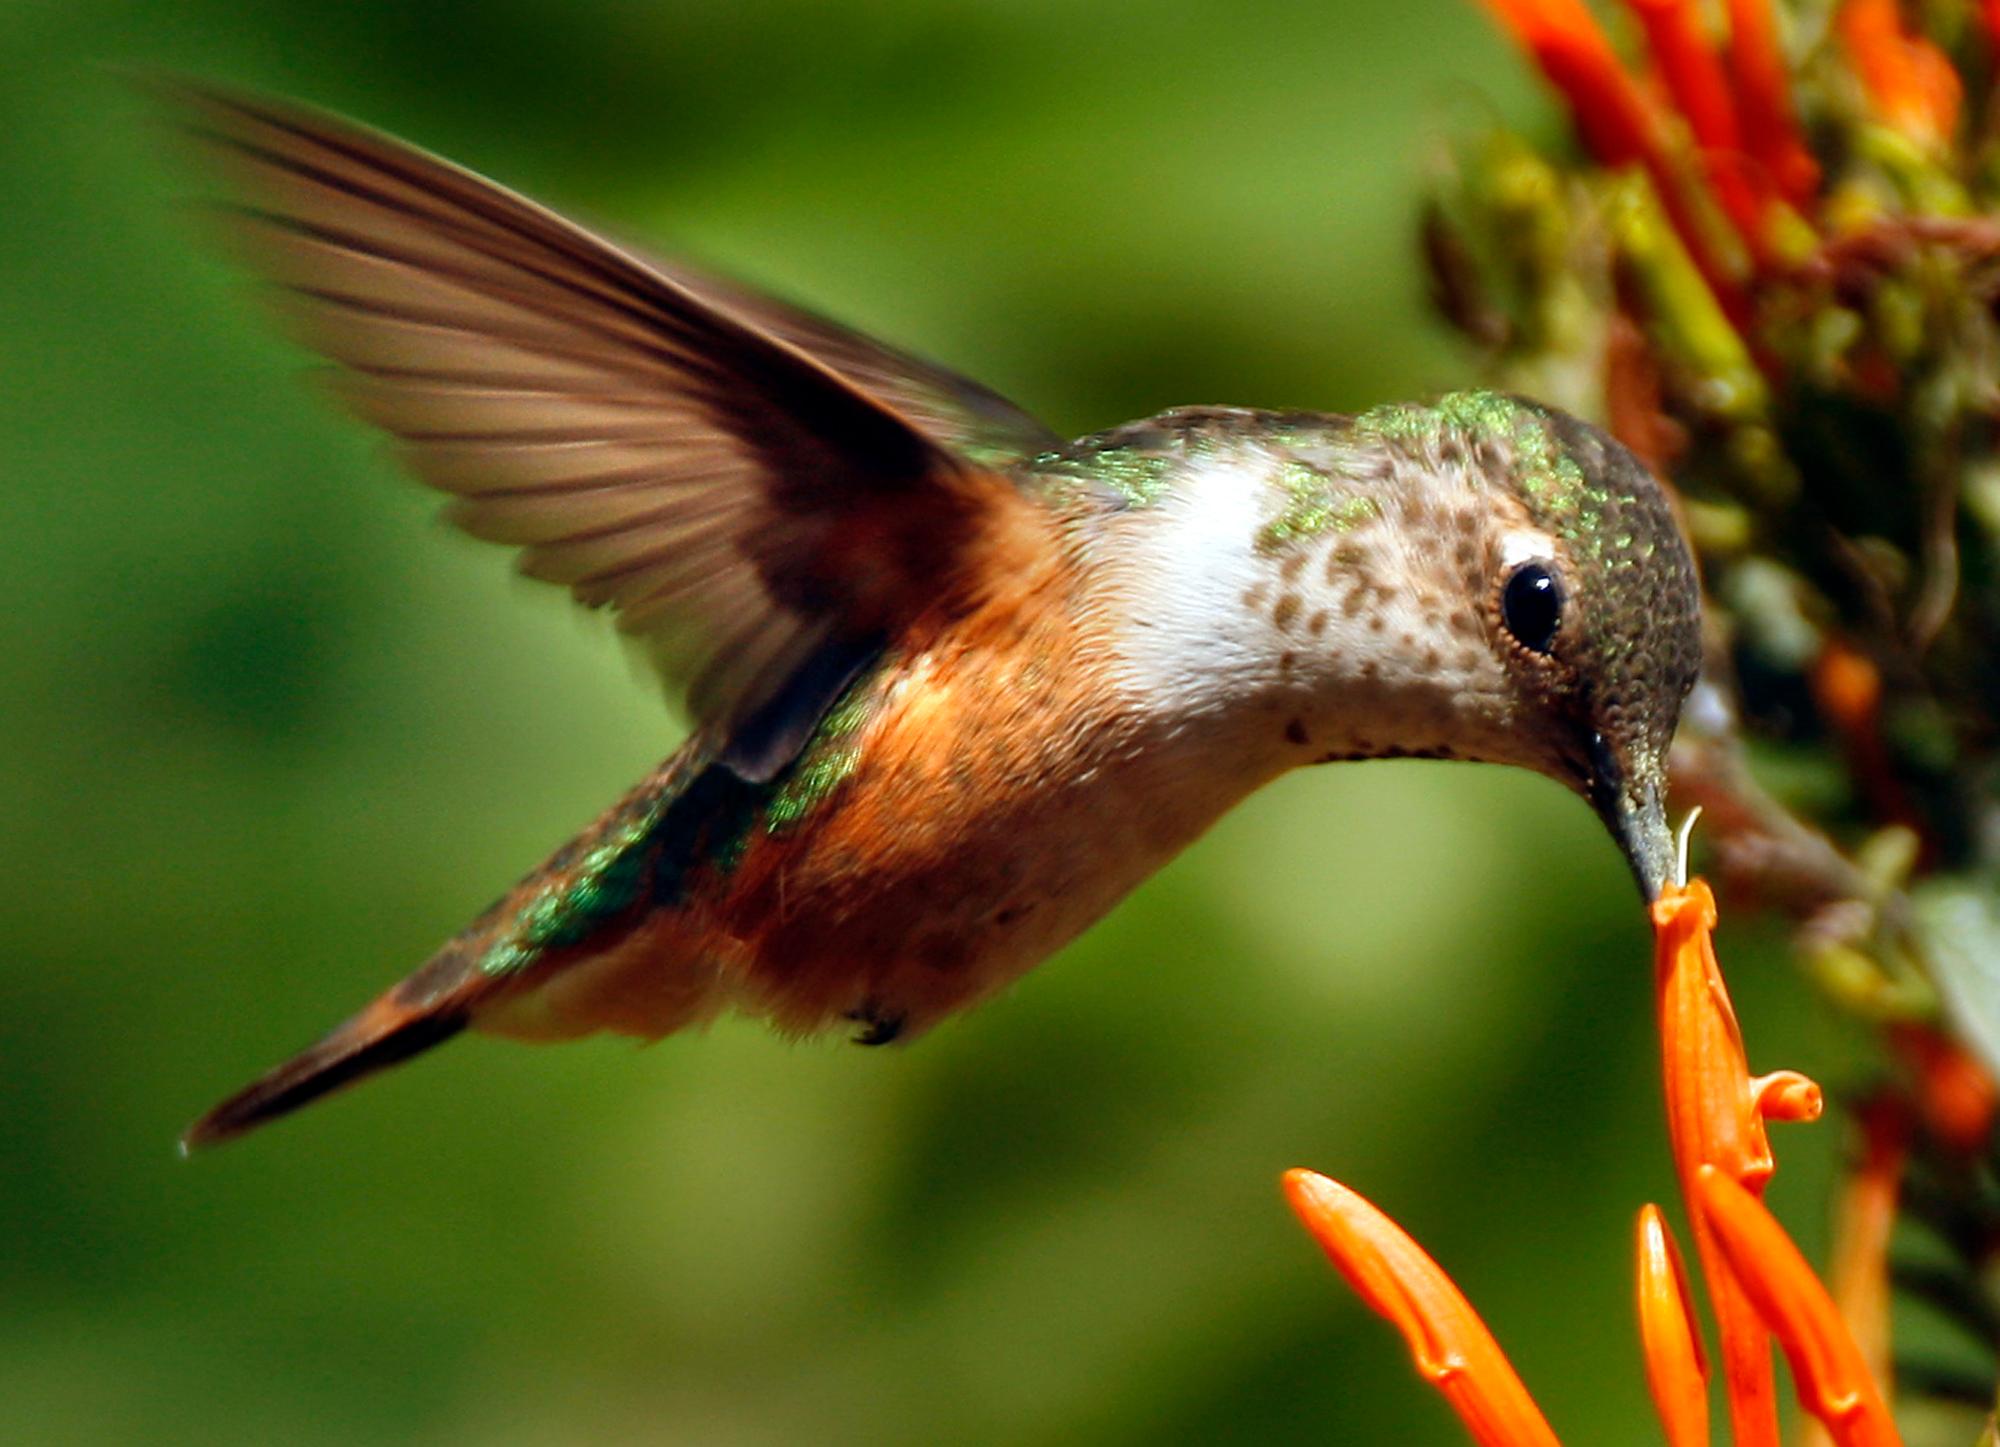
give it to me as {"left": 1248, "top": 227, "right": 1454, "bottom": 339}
{"left": 843, "top": 1000, "right": 907, "bottom": 1046}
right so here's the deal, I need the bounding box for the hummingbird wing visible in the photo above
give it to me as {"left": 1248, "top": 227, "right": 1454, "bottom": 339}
{"left": 156, "top": 81, "right": 1062, "bottom": 779}
{"left": 637, "top": 253, "right": 1062, "bottom": 468}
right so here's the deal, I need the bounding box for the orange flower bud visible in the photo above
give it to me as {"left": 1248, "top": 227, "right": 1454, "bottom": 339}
{"left": 1722, "top": 0, "right": 1820, "bottom": 205}
{"left": 1654, "top": 878, "right": 1801, "bottom": 1447}
{"left": 1479, "top": 0, "right": 1746, "bottom": 309}
{"left": 1803, "top": 1098, "right": 1906, "bottom": 1447}
{"left": 1837, "top": 0, "right": 1962, "bottom": 148}
{"left": 1283, "top": 1169, "right": 1561, "bottom": 1447}
{"left": 1636, "top": 1205, "right": 1711, "bottom": 1447}
{"left": 1616, "top": 0, "right": 1779, "bottom": 253}
{"left": 1286, "top": 877, "right": 1898, "bottom": 1447}
{"left": 1696, "top": 1167, "right": 1904, "bottom": 1447}
{"left": 1889, "top": 1023, "right": 1997, "bottom": 1153}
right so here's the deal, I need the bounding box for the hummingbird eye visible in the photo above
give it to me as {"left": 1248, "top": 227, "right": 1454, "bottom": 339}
{"left": 1501, "top": 562, "right": 1563, "bottom": 654}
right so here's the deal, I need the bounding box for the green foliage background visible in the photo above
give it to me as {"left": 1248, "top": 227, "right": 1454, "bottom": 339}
{"left": 1, "top": 2, "right": 1846, "bottom": 1442}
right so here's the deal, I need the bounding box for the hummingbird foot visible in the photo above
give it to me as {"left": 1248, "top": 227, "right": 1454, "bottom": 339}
{"left": 844, "top": 1001, "right": 907, "bottom": 1046}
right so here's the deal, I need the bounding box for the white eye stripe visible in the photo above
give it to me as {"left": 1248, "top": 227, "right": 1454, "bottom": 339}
{"left": 1498, "top": 529, "right": 1558, "bottom": 571}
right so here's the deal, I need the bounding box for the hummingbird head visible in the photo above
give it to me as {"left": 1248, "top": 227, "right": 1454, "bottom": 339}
{"left": 1333, "top": 392, "right": 1701, "bottom": 899}
{"left": 1097, "top": 394, "right": 1699, "bottom": 896}
{"left": 1451, "top": 397, "right": 1702, "bottom": 900}
{"left": 1122, "top": 393, "right": 1701, "bottom": 900}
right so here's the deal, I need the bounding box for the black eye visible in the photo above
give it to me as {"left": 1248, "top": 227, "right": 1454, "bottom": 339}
{"left": 1501, "top": 563, "right": 1563, "bottom": 653}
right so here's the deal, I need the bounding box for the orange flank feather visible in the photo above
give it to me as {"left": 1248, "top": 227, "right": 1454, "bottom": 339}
{"left": 185, "top": 525, "right": 1137, "bottom": 1150}
{"left": 484, "top": 533, "right": 1141, "bottom": 1048}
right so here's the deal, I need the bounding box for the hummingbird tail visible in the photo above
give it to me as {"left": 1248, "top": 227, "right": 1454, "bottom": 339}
{"left": 180, "top": 993, "right": 471, "bottom": 1152}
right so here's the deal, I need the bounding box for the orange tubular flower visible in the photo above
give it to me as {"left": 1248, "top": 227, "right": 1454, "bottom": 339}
{"left": 1481, "top": 0, "right": 1658, "bottom": 167}
{"left": 1654, "top": 877, "right": 1820, "bottom": 1447}
{"left": 1479, "top": 0, "right": 1743, "bottom": 306}
{"left": 1620, "top": 0, "right": 1738, "bottom": 157}
{"left": 1888, "top": 1022, "right": 1998, "bottom": 1154}
{"left": 1837, "top": 0, "right": 1962, "bottom": 149}
{"left": 1810, "top": 639, "right": 1926, "bottom": 845}
{"left": 1721, "top": 0, "right": 1819, "bottom": 206}
{"left": 1282, "top": 1169, "right": 1561, "bottom": 1447}
{"left": 1285, "top": 875, "right": 1900, "bottom": 1446}
{"left": 1616, "top": 0, "right": 1773, "bottom": 253}
{"left": 1697, "top": 1167, "right": 1902, "bottom": 1447}
{"left": 1636, "top": 1204, "right": 1711, "bottom": 1447}
{"left": 1803, "top": 1099, "right": 1905, "bottom": 1447}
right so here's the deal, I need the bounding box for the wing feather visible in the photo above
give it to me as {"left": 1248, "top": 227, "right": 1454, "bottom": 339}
{"left": 155, "top": 79, "right": 1061, "bottom": 776}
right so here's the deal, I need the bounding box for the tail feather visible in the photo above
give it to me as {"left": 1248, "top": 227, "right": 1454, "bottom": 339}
{"left": 180, "top": 1000, "right": 470, "bottom": 1152}
{"left": 180, "top": 746, "right": 719, "bottom": 1153}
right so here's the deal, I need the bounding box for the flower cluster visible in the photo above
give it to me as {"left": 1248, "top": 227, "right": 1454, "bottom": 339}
{"left": 1284, "top": 880, "right": 1900, "bottom": 1444}
{"left": 1425, "top": 0, "right": 2000, "bottom": 1417}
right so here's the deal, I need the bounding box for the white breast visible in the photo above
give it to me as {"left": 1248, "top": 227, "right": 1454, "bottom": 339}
{"left": 1104, "top": 454, "right": 1289, "bottom": 723}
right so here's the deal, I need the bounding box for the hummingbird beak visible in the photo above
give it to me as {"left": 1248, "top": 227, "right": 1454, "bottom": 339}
{"left": 1586, "top": 731, "right": 1674, "bottom": 902}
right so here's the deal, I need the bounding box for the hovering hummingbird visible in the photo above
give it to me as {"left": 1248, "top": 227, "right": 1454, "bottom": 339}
{"left": 163, "top": 83, "right": 1702, "bottom": 1150}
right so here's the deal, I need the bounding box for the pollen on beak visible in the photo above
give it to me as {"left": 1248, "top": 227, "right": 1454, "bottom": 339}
{"left": 1587, "top": 731, "right": 1674, "bottom": 901}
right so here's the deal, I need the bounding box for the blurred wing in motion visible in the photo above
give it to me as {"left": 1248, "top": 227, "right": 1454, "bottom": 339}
{"left": 155, "top": 80, "right": 1061, "bottom": 778}
{"left": 642, "top": 252, "right": 1062, "bottom": 469}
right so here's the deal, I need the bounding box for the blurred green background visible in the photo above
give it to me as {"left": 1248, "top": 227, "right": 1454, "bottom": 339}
{"left": 1, "top": 2, "right": 1850, "bottom": 1442}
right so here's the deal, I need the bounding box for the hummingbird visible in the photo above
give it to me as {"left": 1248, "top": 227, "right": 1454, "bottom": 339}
{"left": 162, "top": 82, "right": 1702, "bottom": 1150}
